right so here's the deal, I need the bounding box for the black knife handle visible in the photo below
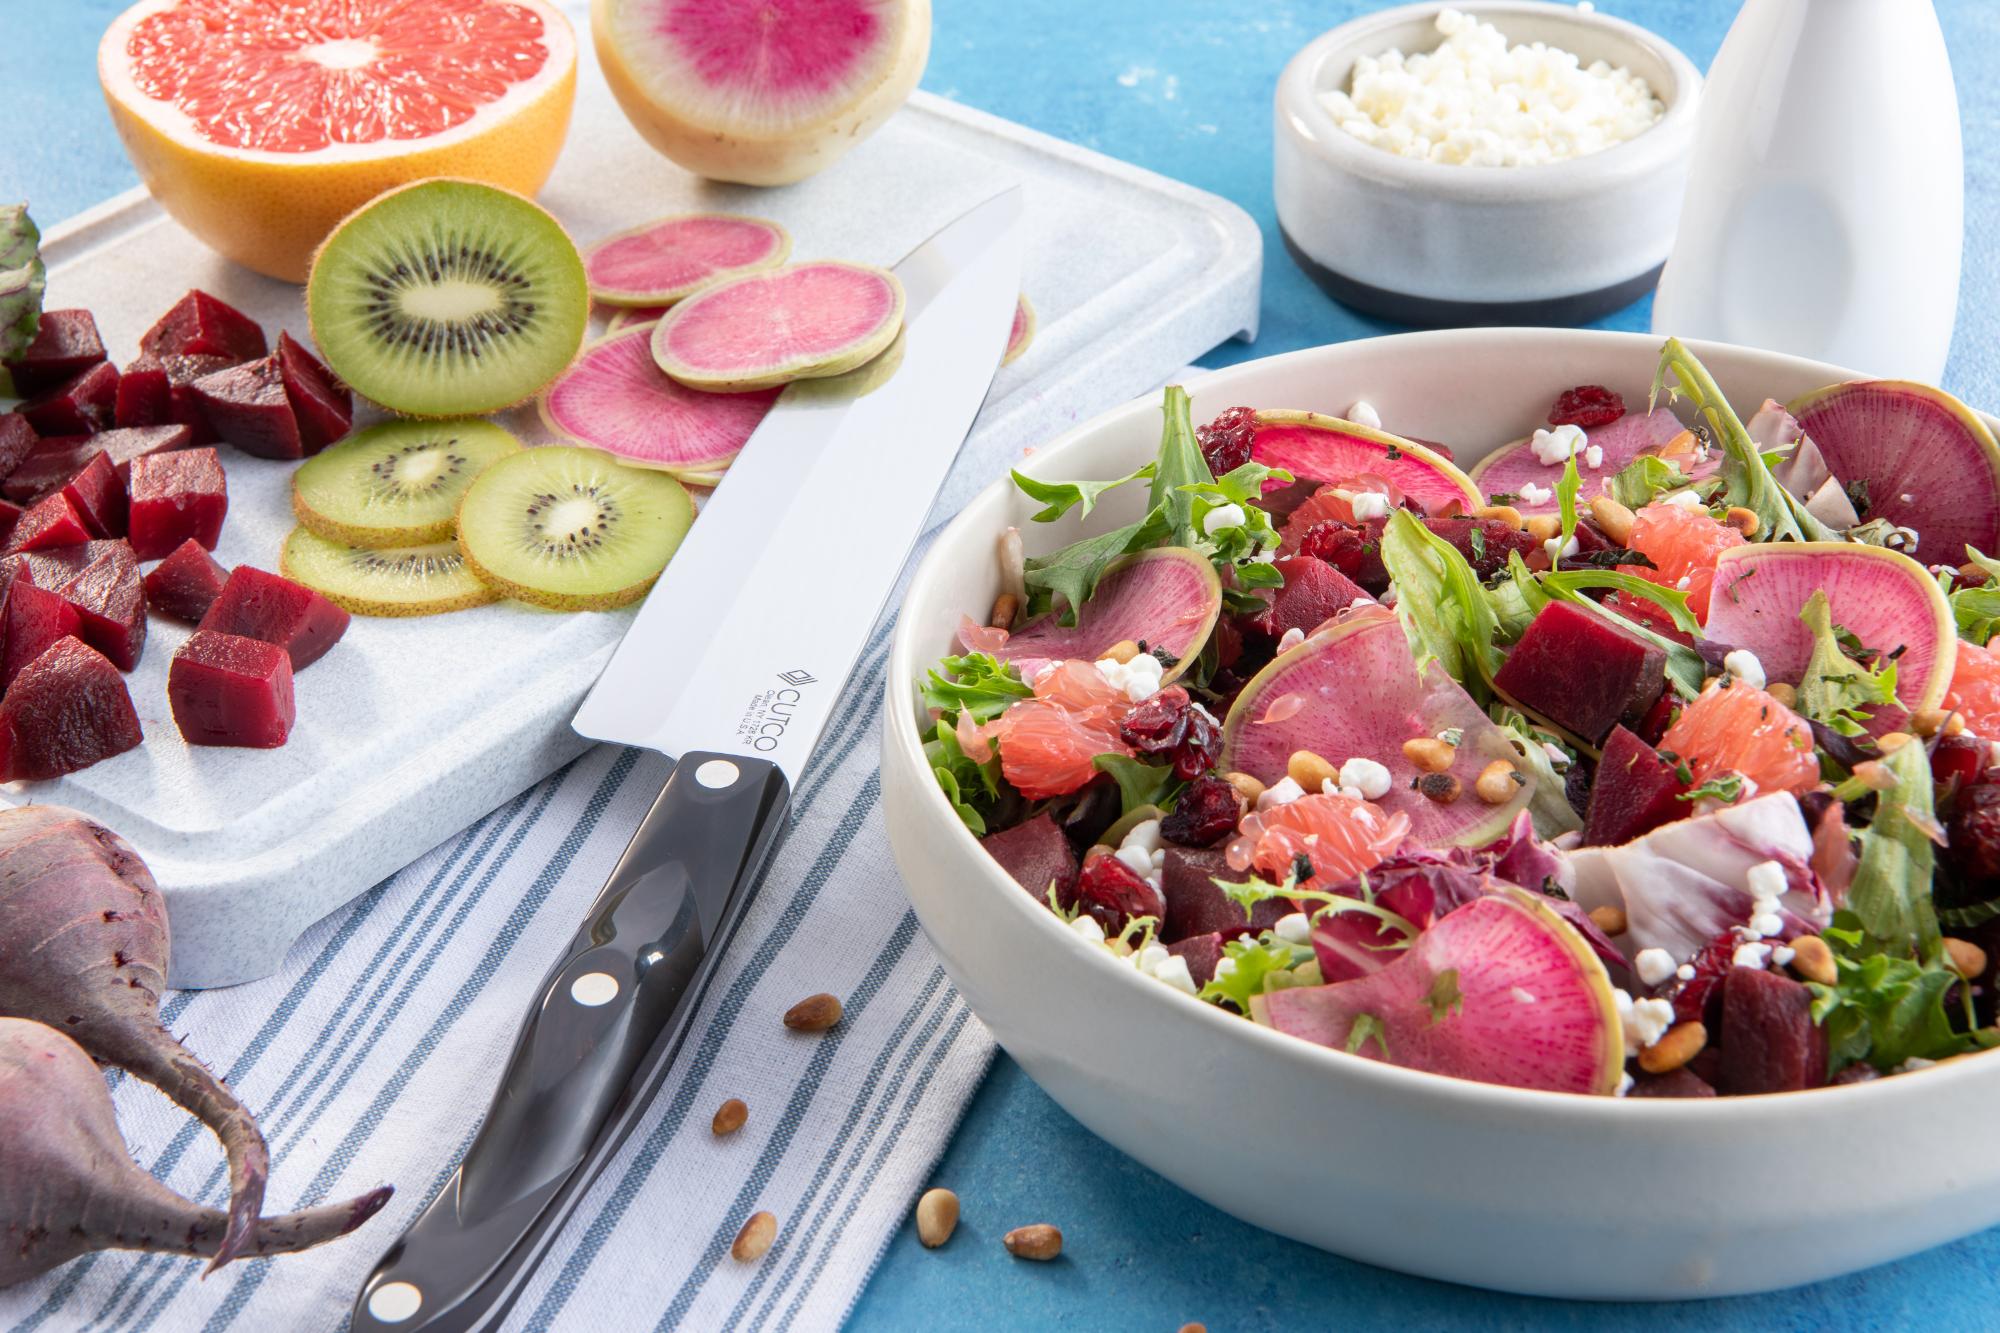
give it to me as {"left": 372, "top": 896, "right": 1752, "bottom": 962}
{"left": 352, "top": 751, "right": 789, "bottom": 1333}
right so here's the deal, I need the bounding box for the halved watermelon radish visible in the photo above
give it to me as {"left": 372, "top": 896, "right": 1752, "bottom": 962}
{"left": 1002, "top": 294, "right": 1036, "bottom": 367}
{"left": 540, "top": 323, "right": 780, "bottom": 481}
{"left": 1702, "top": 542, "right": 1954, "bottom": 717}
{"left": 585, "top": 213, "right": 790, "bottom": 307}
{"left": 993, "top": 547, "right": 1220, "bottom": 682}
{"left": 1467, "top": 409, "right": 1709, "bottom": 516}
{"left": 649, "top": 261, "right": 905, "bottom": 393}
{"left": 1219, "top": 604, "right": 1535, "bottom": 846}
{"left": 1788, "top": 380, "right": 2000, "bottom": 564}
{"left": 1252, "top": 889, "right": 1624, "bottom": 1095}
{"left": 1249, "top": 411, "right": 1480, "bottom": 514}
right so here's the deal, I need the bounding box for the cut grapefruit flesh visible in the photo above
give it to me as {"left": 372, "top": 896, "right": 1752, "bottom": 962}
{"left": 99, "top": 0, "right": 577, "bottom": 282}
{"left": 1618, "top": 500, "right": 1744, "bottom": 621}
{"left": 585, "top": 214, "right": 791, "bottom": 308}
{"left": 1249, "top": 411, "right": 1481, "bottom": 515}
{"left": 1658, "top": 679, "right": 1820, "bottom": 797}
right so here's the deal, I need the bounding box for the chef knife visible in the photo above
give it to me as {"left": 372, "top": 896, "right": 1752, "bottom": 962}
{"left": 351, "top": 188, "right": 1025, "bottom": 1333}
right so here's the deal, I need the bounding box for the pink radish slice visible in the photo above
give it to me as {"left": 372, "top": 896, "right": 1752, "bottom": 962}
{"left": 585, "top": 213, "right": 790, "bottom": 306}
{"left": 605, "top": 305, "right": 671, "bottom": 334}
{"left": 1467, "top": 409, "right": 1704, "bottom": 516}
{"left": 993, "top": 548, "right": 1220, "bottom": 682}
{"left": 1221, "top": 605, "right": 1534, "bottom": 846}
{"left": 1250, "top": 411, "right": 1481, "bottom": 515}
{"left": 539, "top": 323, "right": 780, "bottom": 480}
{"left": 1789, "top": 379, "right": 2000, "bottom": 564}
{"left": 650, "top": 261, "right": 906, "bottom": 393}
{"left": 1253, "top": 891, "right": 1624, "bottom": 1095}
{"left": 1702, "top": 542, "right": 1955, "bottom": 720}
{"left": 1002, "top": 294, "right": 1036, "bottom": 366}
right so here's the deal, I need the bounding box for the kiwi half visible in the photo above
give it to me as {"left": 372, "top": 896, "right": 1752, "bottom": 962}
{"left": 307, "top": 180, "right": 590, "bottom": 417}
{"left": 281, "top": 528, "right": 499, "bottom": 617}
{"left": 293, "top": 418, "right": 520, "bottom": 548}
{"left": 456, "top": 446, "right": 693, "bottom": 611}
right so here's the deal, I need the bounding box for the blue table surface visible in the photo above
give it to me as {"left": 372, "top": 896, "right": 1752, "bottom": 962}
{"left": 10, "top": 2, "right": 2000, "bottom": 1329}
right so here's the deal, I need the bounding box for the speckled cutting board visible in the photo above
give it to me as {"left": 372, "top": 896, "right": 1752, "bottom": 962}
{"left": 25, "top": 21, "right": 1260, "bottom": 988}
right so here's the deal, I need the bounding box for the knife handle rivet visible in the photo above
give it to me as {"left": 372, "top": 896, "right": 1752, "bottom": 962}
{"left": 367, "top": 1282, "right": 423, "bottom": 1323}
{"left": 570, "top": 971, "right": 620, "bottom": 1006}
{"left": 694, "top": 758, "right": 741, "bottom": 789}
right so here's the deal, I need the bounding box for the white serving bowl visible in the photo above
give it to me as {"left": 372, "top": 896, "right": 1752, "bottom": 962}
{"left": 1274, "top": 2, "right": 1702, "bottom": 326}
{"left": 882, "top": 329, "right": 2000, "bottom": 1299}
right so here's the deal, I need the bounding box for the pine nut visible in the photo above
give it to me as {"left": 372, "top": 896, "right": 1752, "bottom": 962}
{"left": 1946, "top": 938, "right": 1989, "bottom": 979}
{"left": 1003, "top": 1224, "right": 1063, "bottom": 1261}
{"left": 1723, "top": 506, "right": 1761, "bottom": 537}
{"left": 1876, "top": 731, "right": 1914, "bottom": 754}
{"left": 1765, "top": 681, "right": 1797, "bottom": 708}
{"left": 1638, "top": 1021, "right": 1707, "bottom": 1074}
{"left": 1474, "top": 759, "right": 1519, "bottom": 804}
{"left": 1912, "top": 707, "right": 1966, "bottom": 737}
{"left": 712, "top": 1097, "right": 748, "bottom": 1136}
{"left": 1223, "top": 771, "right": 1266, "bottom": 804}
{"left": 989, "top": 592, "right": 1020, "bottom": 630}
{"left": 1524, "top": 514, "right": 1560, "bottom": 543}
{"left": 1287, "top": 749, "right": 1338, "bottom": 792}
{"left": 1417, "top": 772, "right": 1462, "bottom": 804}
{"left": 1103, "top": 639, "right": 1142, "bottom": 664}
{"left": 915, "top": 1188, "right": 960, "bottom": 1248}
{"left": 1474, "top": 504, "right": 1524, "bottom": 528}
{"left": 1401, "top": 737, "right": 1456, "bottom": 772}
{"left": 732, "top": 1211, "right": 777, "bottom": 1262}
{"left": 783, "top": 993, "right": 844, "bottom": 1032}
{"left": 1787, "top": 934, "right": 1838, "bottom": 986}
{"left": 1589, "top": 905, "right": 1628, "bottom": 936}
{"left": 1589, "top": 495, "right": 1635, "bottom": 544}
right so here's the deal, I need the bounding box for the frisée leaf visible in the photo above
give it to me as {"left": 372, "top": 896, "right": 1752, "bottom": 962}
{"left": 921, "top": 652, "right": 1033, "bottom": 723}
{"left": 0, "top": 204, "right": 45, "bottom": 367}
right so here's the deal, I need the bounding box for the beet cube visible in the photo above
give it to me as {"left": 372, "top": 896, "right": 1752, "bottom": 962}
{"left": 1166, "top": 932, "right": 1228, "bottom": 989}
{"left": 6, "top": 493, "right": 94, "bottom": 553}
{"left": 169, "top": 630, "right": 295, "bottom": 748}
{"left": 59, "top": 453, "right": 126, "bottom": 539}
{"left": 120, "top": 353, "right": 231, "bottom": 444}
{"left": 115, "top": 357, "right": 171, "bottom": 430}
{"left": 1245, "top": 556, "right": 1371, "bottom": 642}
{"left": 275, "top": 332, "right": 352, "bottom": 454}
{"left": 0, "top": 581, "right": 81, "bottom": 691}
{"left": 199, "top": 565, "right": 348, "bottom": 670}
{"left": 1626, "top": 1067, "right": 1718, "bottom": 1099}
{"left": 143, "top": 538, "right": 231, "bottom": 623}
{"left": 1583, "top": 725, "right": 1693, "bottom": 846}
{"left": 127, "top": 448, "right": 225, "bottom": 559}
{"left": 3, "top": 424, "right": 195, "bottom": 504}
{"left": 3, "top": 309, "right": 107, "bottom": 396}
{"left": 16, "top": 539, "right": 147, "bottom": 671}
{"left": 980, "top": 812, "right": 1079, "bottom": 907}
{"left": 0, "top": 414, "right": 34, "bottom": 482}
{"left": 190, "top": 356, "right": 304, "bottom": 460}
{"left": 0, "top": 637, "right": 143, "bottom": 780}
{"left": 1161, "top": 845, "right": 1283, "bottom": 943}
{"left": 139, "top": 290, "right": 268, "bottom": 364}
{"left": 1493, "top": 599, "right": 1668, "bottom": 744}
{"left": 1716, "top": 965, "right": 1828, "bottom": 1095}
{"left": 19, "top": 362, "right": 119, "bottom": 437}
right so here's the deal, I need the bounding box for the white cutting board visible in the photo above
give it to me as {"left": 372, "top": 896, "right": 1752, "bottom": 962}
{"left": 22, "top": 25, "right": 1260, "bottom": 988}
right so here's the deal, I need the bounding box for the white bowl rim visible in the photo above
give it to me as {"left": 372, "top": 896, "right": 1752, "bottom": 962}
{"left": 1279, "top": 0, "right": 1704, "bottom": 200}
{"left": 887, "top": 325, "right": 2000, "bottom": 1122}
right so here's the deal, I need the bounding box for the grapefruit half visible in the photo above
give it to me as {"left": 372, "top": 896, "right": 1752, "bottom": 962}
{"left": 99, "top": 0, "right": 577, "bottom": 283}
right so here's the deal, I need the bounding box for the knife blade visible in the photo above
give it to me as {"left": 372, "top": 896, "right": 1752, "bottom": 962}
{"left": 352, "top": 188, "right": 1025, "bottom": 1333}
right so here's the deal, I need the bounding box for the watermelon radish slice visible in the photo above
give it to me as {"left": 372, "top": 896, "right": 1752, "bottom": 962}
{"left": 1467, "top": 409, "right": 1708, "bottom": 516}
{"left": 1002, "top": 294, "right": 1036, "bottom": 367}
{"left": 584, "top": 213, "right": 790, "bottom": 307}
{"left": 780, "top": 327, "right": 906, "bottom": 404}
{"left": 540, "top": 323, "right": 781, "bottom": 481}
{"left": 1219, "top": 605, "right": 1536, "bottom": 846}
{"left": 605, "top": 305, "right": 670, "bottom": 334}
{"left": 1249, "top": 412, "right": 1480, "bottom": 515}
{"left": 1788, "top": 380, "right": 2000, "bottom": 563}
{"left": 649, "top": 261, "right": 905, "bottom": 393}
{"left": 1252, "top": 889, "right": 1624, "bottom": 1095}
{"left": 1702, "top": 541, "right": 1955, "bottom": 716}
{"left": 993, "top": 548, "right": 1220, "bottom": 683}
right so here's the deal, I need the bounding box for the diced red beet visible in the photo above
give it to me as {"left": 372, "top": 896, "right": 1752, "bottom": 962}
{"left": 127, "top": 448, "right": 226, "bottom": 559}
{"left": 0, "top": 582, "right": 81, "bottom": 690}
{"left": 16, "top": 540, "right": 147, "bottom": 671}
{"left": 115, "top": 357, "right": 171, "bottom": 430}
{"left": 1626, "top": 1067, "right": 1717, "bottom": 1098}
{"left": 142, "top": 539, "right": 230, "bottom": 623}
{"left": 59, "top": 453, "right": 126, "bottom": 538}
{"left": 0, "top": 637, "right": 143, "bottom": 780}
{"left": 0, "top": 499, "right": 20, "bottom": 549}
{"left": 1161, "top": 845, "right": 1283, "bottom": 943}
{"left": 1582, "top": 725, "right": 1693, "bottom": 846}
{"left": 118, "top": 353, "right": 232, "bottom": 443}
{"left": 190, "top": 356, "right": 304, "bottom": 460}
{"left": 199, "top": 565, "right": 349, "bottom": 670}
{"left": 1166, "top": 932, "right": 1228, "bottom": 989}
{"left": 980, "top": 812, "right": 1079, "bottom": 907}
{"left": 0, "top": 414, "right": 36, "bottom": 482}
{"left": 1493, "top": 599, "right": 1667, "bottom": 744}
{"left": 18, "top": 362, "right": 119, "bottom": 437}
{"left": 3, "top": 424, "right": 196, "bottom": 503}
{"left": 1245, "top": 556, "right": 1371, "bottom": 641}
{"left": 169, "top": 630, "right": 295, "bottom": 748}
{"left": 6, "top": 493, "right": 94, "bottom": 553}
{"left": 1715, "top": 965, "right": 1828, "bottom": 1095}
{"left": 3, "top": 310, "right": 108, "bottom": 396}
{"left": 139, "top": 290, "right": 268, "bottom": 363}
{"left": 274, "top": 332, "right": 352, "bottom": 455}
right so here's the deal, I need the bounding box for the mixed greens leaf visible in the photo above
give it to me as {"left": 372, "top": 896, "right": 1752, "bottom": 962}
{"left": 1010, "top": 462, "right": 1155, "bottom": 523}
{"left": 925, "top": 720, "right": 1002, "bottom": 835}
{"left": 1796, "top": 591, "right": 1900, "bottom": 737}
{"left": 921, "top": 652, "right": 1032, "bottom": 723}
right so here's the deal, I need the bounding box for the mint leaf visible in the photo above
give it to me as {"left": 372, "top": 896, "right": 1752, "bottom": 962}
{"left": 1797, "top": 590, "right": 1899, "bottom": 736}
{"left": 1011, "top": 462, "right": 1155, "bottom": 523}
{"left": 1847, "top": 740, "right": 1942, "bottom": 958}
{"left": 921, "top": 652, "right": 1033, "bottom": 723}
{"left": 1092, "top": 753, "right": 1182, "bottom": 817}
{"left": 0, "top": 204, "right": 45, "bottom": 366}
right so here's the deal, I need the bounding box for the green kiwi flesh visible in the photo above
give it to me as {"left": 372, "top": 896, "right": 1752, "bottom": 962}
{"left": 307, "top": 179, "right": 590, "bottom": 417}
{"left": 455, "top": 446, "right": 693, "bottom": 611}
{"left": 293, "top": 417, "right": 521, "bottom": 548}
{"left": 281, "top": 528, "right": 499, "bottom": 617}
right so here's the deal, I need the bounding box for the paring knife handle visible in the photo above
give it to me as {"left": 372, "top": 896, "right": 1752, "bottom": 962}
{"left": 353, "top": 752, "right": 789, "bottom": 1333}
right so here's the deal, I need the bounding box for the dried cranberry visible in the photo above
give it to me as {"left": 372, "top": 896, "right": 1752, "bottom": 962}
{"left": 1075, "top": 849, "right": 1167, "bottom": 934}
{"left": 1933, "top": 734, "right": 1988, "bottom": 798}
{"left": 1120, "top": 685, "right": 1223, "bottom": 780}
{"left": 1668, "top": 933, "right": 1739, "bottom": 1026}
{"left": 1946, "top": 781, "right": 2000, "bottom": 885}
{"left": 1422, "top": 515, "right": 1539, "bottom": 580}
{"left": 1162, "top": 775, "right": 1242, "bottom": 847}
{"left": 1294, "top": 518, "right": 1390, "bottom": 592}
{"left": 1196, "top": 406, "right": 1258, "bottom": 476}
{"left": 1547, "top": 385, "right": 1626, "bottom": 429}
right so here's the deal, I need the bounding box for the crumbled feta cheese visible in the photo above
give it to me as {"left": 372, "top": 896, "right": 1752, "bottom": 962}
{"left": 1617, "top": 1071, "right": 1634, "bottom": 1097}
{"left": 1215, "top": 956, "right": 1238, "bottom": 979}
{"left": 1069, "top": 914, "right": 1105, "bottom": 945}
{"left": 1674, "top": 574, "right": 1692, "bottom": 591}
{"left": 1346, "top": 399, "right": 1383, "bottom": 430}
{"left": 1675, "top": 963, "right": 1696, "bottom": 982}
{"left": 1277, "top": 626, "right": 1305, "bottom": 652}
{"left": 1202, "top": 502, "right": 1247, "bottom": 536}
{"left": 1137, "top": 943, "right": 1171, "bottom": 974}
{"left": 1772, "top": 945, "right": 1796, "bottom": 968}
{"left": 1531, "top": 424, "right": 1588, "bottom": 466}
{"left": 1751, "top": 912, "right": 1785, "bottom": 938}
{"left": 1664, "top": 489, "right": 1703, "bottom": 510}
{"left": 1732, "top": 940, "right": 1772, "bottom": 970}
{"left": 1151, "top": 953, "right": 1198, "bottom": 995}
{"left": 1336, "top": 784, "right": 1365, "bottom": 801}
{"left": 1517, "top": 481, "right": 1553, "bottom": 506}
{"left": 1095, "top": 651, "right": 1164, "bottom": 702}
{"left": 1115, "top": 845, "right": 1155, "bottom": 879}
{"left": 1722, "top": 648, "right": 1766, "bottom": 689}
{"left": 1614, "top": 988, "right": 1675, "bottom": 1052}
{"left": 1258, "top": 776, "right": 1306, "bottom": 809}
{"left": 1511, "top": 986, "right": 1539, "bottom": 1004}
{"left": 1319, "top": 9, "right": 1665, "bottom": 167}
{"left": 1338, "top": 756, "right": 1393, "bottom": 800}
{"left": 1634, "top": 947, "right": 1677, "bottom": 988}
{"left": 1275, "top": 912, "right": 1313, "bottom": 945}
{"left": 1745, "top": 859, "right": 1788, "bottom": 904}
{"left": 1584, "top": 444, "right": 1604, "bottom": 469}
{"left": 1121, "top": 818, "right": 1163, "bottom": 857}
{"left": 1349, "top": 491, "right": 1392, "bottom": 521}
{"left": 1543, "top": 534, "right": 1579, "bottom": 563}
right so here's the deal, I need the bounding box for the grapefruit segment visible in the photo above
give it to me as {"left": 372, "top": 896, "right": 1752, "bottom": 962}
{"left": 1248, "top": 412, "right": 1480, "bottom": 515}
{"left": 649, "top": 261, "right": 905, "bottom": 393}
{"left": 584, "top": 214, "right": 791, "bottom": 307}
{"left": 1658, "top": 679, "right": 1820, "bottom": 797}
{"left": 993, "top": 548, "right": 1220, "bottom": 684}
{"left": 1468, "top": 409, "right": 1708, "bottom": 516}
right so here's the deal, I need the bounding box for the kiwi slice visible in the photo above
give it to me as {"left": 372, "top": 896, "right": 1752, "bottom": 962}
{"left": 307, "top": 180, "right": 590, "bottom": 417}
{"left": 281, "top": 528, "right": 499, "bottom": 617}
{"left": 456, "top": 446, "right": 693, "bottom": 611}
{"left": 293, "top": 418, "right": 521, "bottom": 548}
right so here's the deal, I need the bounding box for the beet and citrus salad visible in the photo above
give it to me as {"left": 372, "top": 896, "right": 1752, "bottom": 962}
{"left": 922, "top": 338, "right": 2000, "bottom": 1098}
